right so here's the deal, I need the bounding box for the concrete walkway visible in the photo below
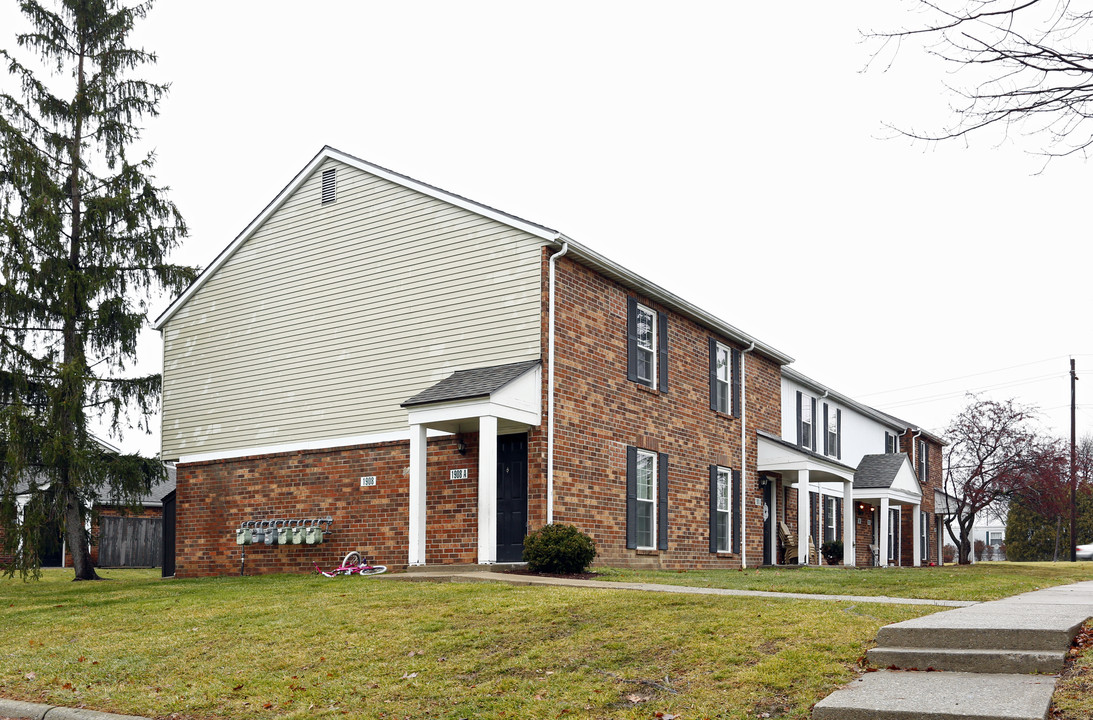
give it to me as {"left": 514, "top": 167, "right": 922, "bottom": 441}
{"left": 389, "top": 568, "right": 978, "bottom": 606}
{"left": 813, "top": 581, "right": 1093, "bottom": 720}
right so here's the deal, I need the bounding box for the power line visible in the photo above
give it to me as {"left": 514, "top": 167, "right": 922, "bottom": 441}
{"left": 855, "top": 355, "right": 1066, "bottom": 398}
{"left": 877, "top": 373, "right": 1065, "bottom": 410}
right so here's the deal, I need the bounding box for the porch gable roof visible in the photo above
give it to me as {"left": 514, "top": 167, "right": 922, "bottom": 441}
{"left": 401, "top": 360, "right": 541, "bottom": 408}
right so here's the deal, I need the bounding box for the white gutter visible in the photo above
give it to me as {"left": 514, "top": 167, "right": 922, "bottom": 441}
{"left": 546, "top": 241, "right": 569, "bottom": 524}
{"left": 740, "top": 342, "right": 755, "bottom": 567}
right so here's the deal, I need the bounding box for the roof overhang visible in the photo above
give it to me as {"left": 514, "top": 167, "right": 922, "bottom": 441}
{"left": 757, "top": 432, "right": 855, "bottom": 484}
{"left": 854, "top": 455, "right": 923, "bottom": 506}
{"left": 404, "top": 363, "right": 541, "bottom": 435}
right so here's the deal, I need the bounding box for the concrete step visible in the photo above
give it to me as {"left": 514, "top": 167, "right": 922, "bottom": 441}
{"left": 866, "top": 646, "right": 1067, "bottom": 674}
{"left": 812, "top": 670, "right": 1056, "bottom": 720}
{"left": 874, "top": 611, "right": 1085, "bottom": 652}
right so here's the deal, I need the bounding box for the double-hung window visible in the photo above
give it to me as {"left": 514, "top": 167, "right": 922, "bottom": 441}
{"left": 884, "top": 431, "right": 898, "bottom": 453}
{"left": 627, "top": 298, "right": 668, "bottom": 391}
{"left": 917, "top": 439, "right": 928, "bottom": 481}
{"left": 824, "top": 496, "right": 838, "bottom": 543}
{"left": 635, "top": 450, "right": 656, "bottom": 549}
{"left": 823, "top": 404, "right": 841, "bottom": 458}
{"left": 709, "top": 340, "right": 739, "bottom": 415}
{"left": 627, "top": 447, "right": 668, "bottom": 550}
{"left": 797, "top": 392, "right": 815, "bottom": 450}
{"left": 709, "top": 465, "right": 740, "bottom": 554}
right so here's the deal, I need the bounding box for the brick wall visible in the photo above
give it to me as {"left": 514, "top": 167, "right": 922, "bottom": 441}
{"left": 545, "top": 253, "right": 782, "bottom": 569}
{"left": 173, "top": 437, "right": 479, "bottom": 578}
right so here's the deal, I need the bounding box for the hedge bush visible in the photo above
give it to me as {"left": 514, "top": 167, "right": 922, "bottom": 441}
{"left": 522, "top": 523, "right": 596, "bottom": 574}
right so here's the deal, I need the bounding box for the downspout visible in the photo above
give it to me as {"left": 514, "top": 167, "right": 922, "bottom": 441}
{"left": 909, "top": 429, "right": 923, "bottom": 566}
{"left": 547, "top": 241, "right": 569, "bottom": 525}
{"left": 740, "top": 342, "right": 755, "bottom": 568}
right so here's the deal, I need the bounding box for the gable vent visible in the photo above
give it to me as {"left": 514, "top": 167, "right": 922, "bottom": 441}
{"left": 321, "top": 168, "right": 336, "bottom": 204}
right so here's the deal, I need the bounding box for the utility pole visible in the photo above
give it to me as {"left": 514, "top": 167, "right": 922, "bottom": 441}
{"left": 1071, "top": 358, "right": 1078, "bottom": 562}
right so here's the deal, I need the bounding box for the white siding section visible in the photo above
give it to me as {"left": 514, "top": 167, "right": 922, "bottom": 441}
{"left": 780, "top": 377, "right": 901, "bottom": 470}
{"left": 161, "top": 159, "right": 546, "bottom": 459}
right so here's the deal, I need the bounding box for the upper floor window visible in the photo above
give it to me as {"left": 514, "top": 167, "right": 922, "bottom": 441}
{"left": 708, "top": 340, "right": 739, "bottom": 416}
{"left": 797, "top": 392, "right": 816, "bottom": 450}
{"left": 917, "top": 439, "right": 928, "bottom": 481}
{"left": 824, "top": 403, "right": 841, "bottom": 459}
{"left": 627, "top": 297, "right": 668, "bottom": 391}
{"left": 884, "top": 431, "right": 898, "bottom": 453}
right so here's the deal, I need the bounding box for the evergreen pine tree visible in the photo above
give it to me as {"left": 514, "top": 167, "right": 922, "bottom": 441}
{"left": 0, "top": 0, "right": 195, "bottom": 579}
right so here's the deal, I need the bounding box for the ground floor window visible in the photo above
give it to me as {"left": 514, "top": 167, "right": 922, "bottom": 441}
{"left": 627, "top": 447, "right": 667, "bottom": 551}
{"left": 715, "top": 467, "right": 730, "bottom": 551}
{"left": 824, "top": 496, "right": 837, "bottom": 543}
{"left": 888, "top": 508, "right": 900, "bottom": 565}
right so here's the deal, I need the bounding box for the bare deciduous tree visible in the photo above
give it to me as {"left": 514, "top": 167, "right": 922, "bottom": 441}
{"left": 940, "top": 396, "right": 1038, "bottom": 564}
{"left": 870, "top": 1, "right": 1093, "bottom": 157}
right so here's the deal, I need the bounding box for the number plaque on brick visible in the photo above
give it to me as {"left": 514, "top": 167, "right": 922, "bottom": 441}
{"left": 450, "top": 469, "right": 469, "bottom": 480}
{"left": 360, "top": 476, "right": 377, "bottom": 487}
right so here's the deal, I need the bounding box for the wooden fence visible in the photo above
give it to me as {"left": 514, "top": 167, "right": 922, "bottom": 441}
{"left": 98, "top": 515, "right": 162, "bottom": 568}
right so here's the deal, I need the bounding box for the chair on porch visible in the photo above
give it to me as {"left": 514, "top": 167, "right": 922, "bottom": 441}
{"left": 868, "top": 544, "right": 879, "bottom": 567}
{"left": 778, "top": 521, "right": 818, "bottom": 565}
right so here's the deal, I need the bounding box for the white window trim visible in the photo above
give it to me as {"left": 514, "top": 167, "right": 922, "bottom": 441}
{"left": 635, "top": 303, "right": 657, "bottom": 389}
{"left": 801, "top": 395, "right": 813, "bottom": 450}
{"left": 888, "top": 507, "right": 901, "bottom": 565}
{"left": 826, "top": 405, "right": 838, "bottom": 457}
{"left": 636, "top": 449, "right": 658, "bottom": 550}
{"left": 824, "top": 496, "right": 837, "bottom": 543}
{"left": 715, "top": 343, "right": 732, "bottom": 413}
{"left": 716, "top": 466, "right": 731, "bottom": 552}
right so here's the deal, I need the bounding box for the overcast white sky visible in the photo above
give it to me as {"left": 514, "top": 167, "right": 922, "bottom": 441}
{"left": 4, "top": 1, "right": 1091, "bottom": 457}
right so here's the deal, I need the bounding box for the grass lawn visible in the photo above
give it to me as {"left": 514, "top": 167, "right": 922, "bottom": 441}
{"left": 594, "top": 561, "right": 1093, "bottom": 602}
{"left": 0, "top": 569, "right": 938, "bottom": 720}
{"left": 0, "top": 563, "right": 1090, "bottom": 720}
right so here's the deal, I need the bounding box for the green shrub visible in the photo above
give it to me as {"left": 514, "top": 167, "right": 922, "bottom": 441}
{"left": 522, "top": 523, "right": 596, "bottom": 574}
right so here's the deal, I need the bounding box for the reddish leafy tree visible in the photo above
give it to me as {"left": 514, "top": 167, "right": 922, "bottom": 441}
{"left": 1010, "top": 439, "right": 1070, "bottom": 561}
{"left": 939, "top": 396, "right": 1038, "bottom": 564}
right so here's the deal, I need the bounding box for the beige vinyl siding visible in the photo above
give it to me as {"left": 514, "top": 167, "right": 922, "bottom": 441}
{"left": 161, "top": 159, "right": 546, "bottom": 459}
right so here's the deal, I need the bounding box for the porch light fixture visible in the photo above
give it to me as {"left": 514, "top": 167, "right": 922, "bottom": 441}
{"left": 456, "top": 436, "right": 468, "bottom": 456}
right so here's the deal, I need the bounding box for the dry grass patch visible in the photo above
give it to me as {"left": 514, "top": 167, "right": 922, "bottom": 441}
{"left": 595, "top": 562, "right": 1093, "bottom": 602}
{"left": 0, "top": 570, "right": 937, "bottom": 720}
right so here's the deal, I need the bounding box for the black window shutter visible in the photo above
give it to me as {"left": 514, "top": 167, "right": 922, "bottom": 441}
{"left": 625, "top": 446, "right": 637, "bottom": 549}
{"left": 836, "top": 409, "right": 842, "bottom": 459}
{"left": 823, "top": 403, "right": 830, "bottom": 455}
{"left": 731, "top": 469, "right": 741, "bottom": 554}
{"left": 626, "top": 297, "right": 638, "bottom": 382}
{"left": 836, "top": 498, "right": 843, "bottom": 543}
{"left": 796, "top": 391, "right": 803, "bottom": 446}
{"left": 708, "top": 339, "right": 718, "bottom": 412}
{"left": 709, "top": 465, "right": 718, "bottom": 553}
{"left": 658, "top": 312, "right": 669, "bottom": 392}
{"left": 731, "top": 348, "right": 742, "bottom": 418}
{"left": 657, "top": 453, "right": 669, "bottom": 550}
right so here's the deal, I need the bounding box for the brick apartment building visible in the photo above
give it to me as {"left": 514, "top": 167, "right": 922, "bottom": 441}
{"left": 155, "top": 147, "right": 946, "bottom": 577}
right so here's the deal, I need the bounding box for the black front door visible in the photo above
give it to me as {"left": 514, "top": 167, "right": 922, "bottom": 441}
{"left": 496, "top": 433, "right": 528, "bottom": 562}
{"left": 762, "top": 481, "right": 773, "bottom": 565}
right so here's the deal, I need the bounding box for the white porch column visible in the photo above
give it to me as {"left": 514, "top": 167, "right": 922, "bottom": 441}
{"left": 912, "top": 503, "right": 922, "bottom": 567}
{"left": 769, "top": 481, "right": 778, "bottom": 566}
{"left": 797, "top": 469, "right": 810, "bottom": 565}
{"left": 477, "top": 415, "right": 498, "bottom": 564}
{"left": 843, "top": 482, "right": 855, "bottom": 567}
{"left": 879, "top": 497, "right": 890, "bottom": 567}
{"left": 407, "top": 423, "right": 427, "bottom": 566}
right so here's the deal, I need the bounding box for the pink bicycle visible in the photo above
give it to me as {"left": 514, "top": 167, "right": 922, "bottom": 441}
{"left": 316, "top": 551, "right": 387, "bottom": 577}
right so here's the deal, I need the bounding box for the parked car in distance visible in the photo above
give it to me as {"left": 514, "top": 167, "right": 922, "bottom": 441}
{"left": 1077, "top": 543, "right": 1093, "bottom": 560}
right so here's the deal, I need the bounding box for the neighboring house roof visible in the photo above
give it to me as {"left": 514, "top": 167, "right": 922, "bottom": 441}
{"left": 152, "top": 146, "right": 794, "bottom": 366}
{"left": 854, "top": 453, "right": 911, "bottom": 489}
{"left": 782, "top": 366, "right": 948, "bottom": 446}
{"left": 15, "top": 464, "right": 176, "bottom": 509}
{"left": 402, "top": 360, "right": 541, "bottom": 408}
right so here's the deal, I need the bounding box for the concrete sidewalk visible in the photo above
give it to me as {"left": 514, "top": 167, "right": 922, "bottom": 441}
{"left": 814, "top": 581, "right": 1093, "bottom": 720}
{"left": 389, "top": 568, "right": 979, "bottom": 607}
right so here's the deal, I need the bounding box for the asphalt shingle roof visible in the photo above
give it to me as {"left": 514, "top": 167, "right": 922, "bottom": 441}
{"left": 854, "top": 453, "right": 909, "bottom": 489}
{"left": 402, "top": 360, "right": 541, "bottom": 408}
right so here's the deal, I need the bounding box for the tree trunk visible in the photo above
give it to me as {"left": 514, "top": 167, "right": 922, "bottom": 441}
{"left": 1053, "top": 515, "right": 1061, "bottom": 562}
{"left": 64, "top": 491, "right": 98, "bottom": 580}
